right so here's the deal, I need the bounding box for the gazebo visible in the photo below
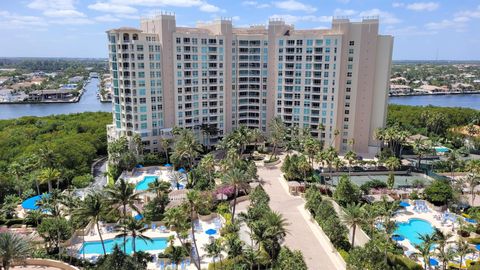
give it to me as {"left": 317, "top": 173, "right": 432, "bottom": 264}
{"left": 287, "top": 181, "right": 305, "bottom": 195}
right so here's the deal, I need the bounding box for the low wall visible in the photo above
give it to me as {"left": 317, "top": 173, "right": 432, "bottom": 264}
{"left": 13, "top": 259, "right": 80, "bottom": 270}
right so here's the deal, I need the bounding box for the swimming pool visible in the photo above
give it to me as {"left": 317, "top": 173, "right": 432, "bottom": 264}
{"left": 435, "top": 146, "right": 450, "bottom": 153}
{"left": 394, "top": 218, "right": 435, "bottom": 246}
{"left": 21, "top": 194, "right": 49, "bottom": 210}
{"left": 79, "top": 237, "right": 168, "bottom": 255}
{"left": 135, "top": 176, "right": 158, "bottom": 191}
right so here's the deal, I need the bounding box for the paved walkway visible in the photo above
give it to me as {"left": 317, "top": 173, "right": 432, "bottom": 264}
{"left": 257, "top": 160, "right": 346, "bottom": 270}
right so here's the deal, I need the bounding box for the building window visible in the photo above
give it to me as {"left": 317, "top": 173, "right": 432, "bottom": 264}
{"left": 349, "top": 41, "right": 354, "bottom": 46}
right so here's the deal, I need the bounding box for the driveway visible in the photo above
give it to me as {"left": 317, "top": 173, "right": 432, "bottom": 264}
{"left": 257, "top": 161, "right": 346, "bottom": 270}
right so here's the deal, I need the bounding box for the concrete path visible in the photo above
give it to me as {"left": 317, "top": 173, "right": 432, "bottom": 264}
{"left": 257, "top": 162, "right": 346, "bottom": 270}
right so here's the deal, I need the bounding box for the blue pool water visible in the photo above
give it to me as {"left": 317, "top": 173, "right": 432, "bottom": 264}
{"left": 79, "top": 237, "right": 168, "bottom": 255}
{"left": 135, "top": 176, "right": 158, "bottom": 191}
{"left": 435, "top": 146, "right": 450, "bottom": 153}
{"left": 395, "top": 218, "right": 435, "bottom": 246}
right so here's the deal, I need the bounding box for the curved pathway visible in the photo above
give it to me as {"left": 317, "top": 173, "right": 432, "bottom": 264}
{"left": 257, "top": 161, "right": 346, "bottom": 270}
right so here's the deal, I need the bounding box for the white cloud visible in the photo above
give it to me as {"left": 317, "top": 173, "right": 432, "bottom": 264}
{"left": 242, "top": 1, "right": 270, "bottom": 8}
{"left": 43, "top": 9, "right": 86, "bottom": 18}
{"left": 269, "top": 14, "right": 331, "bottom": 24}
{"left": 425, "top": 19, "right": 457, "bottom": 30}
{"left": 424, "top": 5, "right": 479, "bottom": 32}
{"left": 334, "top": 9, "right": 357, "bottom": 16}
{"left": 199, "top": 3, "right": 223, "bottom": 13}
{"left": 273, "top": 0, "right": 317, "bottom": 13}
{"left": 359, "top": 9, "right": 401, "bottom": 24}
{"left": 95, "top": 14, "right": 121, "bottom": 22}
{"left": 49, "top": 18, "right": 94, "bottom": 25}
{"left": 28, "top": 0, "right": 86, "bottom": 18}
{"left": 88, "top": 2, "right": 138, "bottom": 14}
{"left": 94, "top": 0, "right": 223, "bottom": 13}
{"left": 0, "top": 11, "right": 48, "bottom": 29}
{"left": 406, "top": 2, "right": 439, "bottom": 12}
{"left": 392, "top": 2, "right": 404, "bottom": 8}
{"left": 27, "top": 0, "right": 75, "bottom": 10}
{"left": 385, "top": 25, "right": 437, "bottom": 36}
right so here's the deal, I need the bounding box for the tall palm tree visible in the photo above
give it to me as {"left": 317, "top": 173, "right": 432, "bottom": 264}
{"left": 0, "top": 232, "right": 33, "bottom": 270}
{"left": 163, "top": 235, "right": 186, "bottom": 270}
{"left": 163, "top": 207, "right": 190, "bottom": 258}
{"left": 341, "top": 203, "right": 364, "bottom": 247}
{"left": 169, "top": 171, "right": 185, "bottom": 189}
{"left": 38, "top": 167, "right": 61, "bottom": 193}
{"left": 412, "top": 138, "right": 432, "bottom": 170}
{"left": 104, "top": 178, "right": 141, "bottom": 253}
{"left": 456, "top": 238, "right": 473, "bottom": 269}
{"left": 186, "top": 190, "right": 206, "bottom": 270}
{"left": 385, "top": 157, "right": 401, "bottom": 190}
{"left": 8, "top": 162, "right": 24, "bottom": 196}
{"left": 250, "top": 128, "right": 264, "bottom": 154}
{"left": 171, "top": 128, "right": 202, "bottom": 170}
{"left": 199, "top": 153, "right": 216, "bottom": 185}
{"left": 434, "top": 229, "right": 453, "bottom": 270}
{"left": 203, "top": 238, "right": 223, "bottom": 270}
{"left": 415, "top": 234, "right": 435, "bottom": 270}
{"left": 73, "top": 191, "right": 107, "bottom": 255}
{"left": 344, "top": 150, "right": 357, "bottom": 175}
{"left": 268, "top": 117, "right": 286, "bottom": 161}
{"left": 222, "top": 168, "right": 249, "bottom": 223}
{"left": 464, "top": 174, "right": 480, "bottom": 205}
{"left": 159, "top": 138, "right": 171, "bottom": 164}
{"left": 446, "top": 150, "right": 460, "bottom": 180}
{"left": 297, "top": 155, "right": 311, "bottom": 188}
{"left": 303, "top": 137, "right": 321, "bottom": 167}
{"left": 148, "top": 178, "right": 171, "bottom": 200}
{"left": 115, "top": 217, "right": 152, "bottom": 254}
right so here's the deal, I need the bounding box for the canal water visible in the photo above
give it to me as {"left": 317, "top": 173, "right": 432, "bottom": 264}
{"left": 1, "top": 85, "right": 479, "bottom": 120}
{"left": 0, "top": 78, "right": 112, "bottom": 120}
{"left": 389, "top": 94, "right": 480, "bottom": 110}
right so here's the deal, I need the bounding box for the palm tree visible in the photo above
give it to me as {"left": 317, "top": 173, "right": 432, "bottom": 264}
{"left": 203, "top": 238, "right": 223, "bottom": 270}
{"left": 250, "top": 128, "right": 264, "bottom": 153}
{"left": 199, "top": 154, "right": 216, "bottom": 186}
{"left": 385, "top": 157, "right": 401, "bottom": 190}
{"left": 341, "top": 203, "right": 364, "bottom": 247}
{"left": 297, "top": 155, "right": 311, "bottom": 188}
{"left": 256, "top": 211, "right": 288, "bottom": 263}
{"left": 186, "top": 190, "right": 206, "bottom": 270}
{"left": 163, "top": 235, "right": 186, "bottom": 270}
{"left": 169, "top": 171, "right": 185, "bottom": 189}
{"left": 115, "top": 217, "right": 151, "bottom": 254}
{"left": 446, "top": 150, "right": 460, "bottom": 179}
{"left": 222, "top": 168, "right": 249, "bottom": 223}
{"left": 464, "top": 174, "right": 480, "bottom": 205}
{"left": 171, "top": 128, "right": 202, "bottom": 170}
{"left": 434, "top": 229, "right": 453, "bottom": 270}
{"left": 344, "top": 150, "right": 357, "bottom": 175}
{"left": 415, "top": 234, "right": 435, "bottom": 270}
{"left": 268, "top": 117, "right": 286, "bottom": 161}
{"left": 38, "top": 167, "right": 61, "bottom": 193}
{"left": 412, "top": 138, "right": 432, "bottom": 170}
{"left": 8, "top": 162, "right": 24, "bottom": 195}
{"left": 104, "top": 178, "right": 141, "bottom": 253}
{"left": 163, "top": 207, "right": 191, "bottom": 259}
{"left": 0, "top": 232, "right": 33, "bottom": 270}
{"left": 456, "top": 238, "right": 473, "bottom": 269}
{"left": 24, "top": 209, "right": 44, "bottom": 227}
{"left": 303, "top": 137, "right": 321, "bottom": 167}
{"left": 73, "top": 191, "right": 107, "bottom": 255}
{"left": 159, "top": 138, "right": 171, "bottom": 164}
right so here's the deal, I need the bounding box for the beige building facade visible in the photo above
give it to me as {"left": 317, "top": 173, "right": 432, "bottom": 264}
{"left": 106, "top": 14, "right": 393, "bottom": 155}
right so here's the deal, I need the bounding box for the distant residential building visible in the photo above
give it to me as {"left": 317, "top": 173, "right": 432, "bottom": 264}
{"left": 68, "top": 76, "right": 84, "bottom": 83}
{"left": 106, "top": 14, "right": 393, "bottom": 155}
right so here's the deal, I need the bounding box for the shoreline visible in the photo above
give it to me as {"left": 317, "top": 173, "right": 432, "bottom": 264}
{"left": 389, "top": 91, "right": 480, "bottom": 97}
{"left": 0, "top": 80, "right": 90, "bottom": 105}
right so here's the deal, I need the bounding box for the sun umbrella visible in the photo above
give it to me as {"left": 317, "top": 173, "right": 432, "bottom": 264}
{"left": 392, "top": 235, "right": 405, "bottom": 241}
{"left": 134, "top": 214, "right": 143, "bottom": 220}
{"left": 399, "top": 201, "right": 410, "bottom": 207}
{"left": 164, "top": 164, "right": 172, "bottom": 167}
{"left": 205, "top": 229, "right": 217, "bottom": 235}
{"left": 429, "top": 258, "right": 439, "bottom": 266}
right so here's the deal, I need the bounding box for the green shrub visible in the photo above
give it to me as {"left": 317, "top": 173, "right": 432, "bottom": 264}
{"left": 467, "top": 237, "right": 480, "bottom": 244}
{"left": 360, "top": 179, "right": 387, "bottom": 194}
{"left": 338, "top": 249, "right": 349, "bottom": 261}
{"left": 5, "top": 218, "right": 24, "bottom": 227}
{"left": 387, "top": 253, "right": 423, "bottom": 270}
{"left": 71, "top": 174, "right": 93, "bottom": 188}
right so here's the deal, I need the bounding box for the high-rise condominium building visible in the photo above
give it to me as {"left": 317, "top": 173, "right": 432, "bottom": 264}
{"left": 106, "top": 13, "right": 393, "bottom": 156}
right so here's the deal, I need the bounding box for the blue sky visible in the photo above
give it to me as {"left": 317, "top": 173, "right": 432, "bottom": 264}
{"left": 1, "top": 0, "right": 479, "bottom": 60}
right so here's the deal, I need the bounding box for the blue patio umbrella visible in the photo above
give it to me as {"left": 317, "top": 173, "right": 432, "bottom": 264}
{"left": 134, "top": 214, "right": 143, "bottom": 220}
{"left": 399, "top": 201, "right": 410, "bottom": 207}
{"left": 476, "top": 244, "right": 480, "bottom": 251}
{"left": 135, "top": 164, "right": 143, "bottom": 168}
{"left": 205, "top": 229, "right": 217, "bottom": 236}
{"left": 465, "top": 218, "right": 477, "bottom": 224}
{"left": 178, "top": 168, "right": 186, "bottom": 173}
{"left": 164, "top": 163, "right": 172, "bottom": 167}
{"left": 429, "top": 258, "right": 439, "bottom": 266}
{"left": 392, "top": 235, "right": 405, "bottom": 241}
{"left": 21, "top": 194, "right": 49, "bottom": 210}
